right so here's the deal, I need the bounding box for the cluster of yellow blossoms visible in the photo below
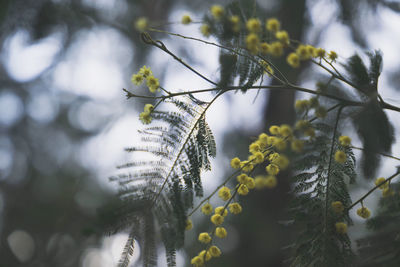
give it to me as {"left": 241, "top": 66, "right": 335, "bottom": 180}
{"left": 187, "top": 199, "right": 240, "bottom": 266}
{"left": 130, "top": 66, "right": 159, "bottom": 124}
{"left": 334, "top": 135, "right": 351, "bottom": 164}
{"left": 188, "top": 120, "right": 308, "bottom": 266}
{"left": 131, "top": 65, "right": 159, "bottom": 93}
{"left": 332, "top": 199, "right": 375, "bottom": 235}
{"left": 196, "top": 6, "right": 338, "bottom": 70}
{"left": 374, "top": 177, "right": 395, "bottom": 197}
{"left": 331, "top": 200, "right": 371, "bottom": 235}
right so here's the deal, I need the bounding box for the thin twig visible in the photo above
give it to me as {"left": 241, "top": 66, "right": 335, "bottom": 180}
{"left": 350, "top": 146, "right": 400, "bottom": 162}
{"left": 324, "top": 105, "right": 344, "bottom": 233}
{"left": 347, "top": 169, "right": 400, "bottom": 211}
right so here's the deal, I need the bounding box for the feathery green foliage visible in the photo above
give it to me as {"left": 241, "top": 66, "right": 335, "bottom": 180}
{"left": 342, "top": 52, "right": 395, "bottom": 177}
{"left": 357, "top": 181, "right": 400, "bottom": 267}
{"left": 109, "top": 97, "right": 216, "bottom": 267}
{"left": 289, "top": 118, "right": 356, "bottom": 266}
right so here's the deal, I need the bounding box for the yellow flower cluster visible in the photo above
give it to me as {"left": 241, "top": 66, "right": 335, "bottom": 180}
{"left": 181, "top": 15, "right": 192, "bottom": 25}
{"left": 335, "top": 222, "right": 347, "bottom": 234}
{"left": 134, "top": 17, "right": 148, "bottom": 32}
{"left": 295, "top": 97, "right": 327, "bottom": 119}
{"left": 131, "top": 66, "right": 160, "bottom": 93}
{"left": 210, "top": 5, "right": 224, "bottom": 20}
{"left": 139, "top": 103, "right": 154, "bottom": 125}
{"left": 200, "top": 24, "right": 211, "bottom": 37}
{"left": 339, "top": 136, "right": 351, "bottom": 147}
{"left": 374, "top": 177, "right": 394, "bottom": 197}
{"left": 334, "top": 150, "right": 346, "bottom": 164}
{"left": 190, "top": 201, "right": 230, "bottom": 265}
{"left": 259, "top": 60, "right": 274, "bottom": 77}
{"left": 230, "top": 15, "right": 240, "bottom": 32}
{"left": 357, "top": 206, "right": 371, "bottom": 219}
{"left": 331, "top": 201, "right": 344, "bottom": 214}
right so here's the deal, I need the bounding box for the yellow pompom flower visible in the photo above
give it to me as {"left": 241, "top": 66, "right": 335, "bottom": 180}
{"left": 269, "top": 125, "right": 280, "bottom": 135}
{"left": 198, "top": 232, "right": 212, "bottom": 243}
{"left": 268, "top": 152, "right": 279, "bottom": 162}
{"left": 201, "top": 203, "right": 213, "bottom": 215}
{"left": 139, "top": 65, "right": 152, "bottom": 77}
{"left": 230, "top": 15, "right": 240, "bottom": 32}
{"left": 238, "top": 184, "right": 249, "bottom": 195}
{"left": 266, "top": 163, "right": 280, "bottom": 175}
{"left": 274, "top": 138, "right": 287, "bottom": 151}
{"left": 357, "top": 207, "right": 371, "bottom": 219}
{"left": 144, "top": 104, "right": 154, "bottom": 113}
{"left": 315, "top": 106, "right": 327, "bottom": 118}
{"left": 181, "top": 15, "right": 192, "bottom": 25}
{"left": 218, "top": 186, "right": 231, "bottom": 201}
{"left": 185, "top": 219, "right": 193, "bottom": 230}
{"left": 211, "top": 5, "right": 224, "bottom": 20}
{"left": 245, "top": 177, "right": 256, "bottom": 189}
{"left": 267, "top": 136, "right": 276, "bottom": 146}
{"left": 131, "top": 73, "right": 144, "bottom": 85}
{"left": 334, "top": 150, "right": 346, "bottom": 164}
{"left": 198, "top": 250, "right": 212, "bottom": 261}
{"left": 291, "top": 139, "right": 304, "bottom": 153}
{"left": 260, "top": 42, "right": 270, "bottom": 55}
{"left": 276, "top": 30, "right": 290, "bottom": 45}
{"left": 269, "top": 42, "right": 284, "bottom": 57}
{"left": 375, "top": 177, "right": 388, "bottom": 189}
{"left": 266, "top": 18, "right": 280, "bottom": 32}
{"left": 279, "top": 124, "right": 292, "bottom": 137}
{"left": 295, "top": 100, "right": 309, "bottom": 111}
{"left": 237, "top": 173, "right": 248, "bottom": 184}
{"left": 228, "top": 202, "right": 242, "bottom": 214}
{"left": 139, "top": 112, "right": 152, "bottom": 124}
{"left": 249, "top": 142, "right": 261, "bottom": 153}
{"left": 304, "top": 127, "right": 315, "bottom": 138}
{"left": 273, "top": 155, "right": 289, "bottom": 170}
{"left": 241, "top": 161, "right": 254, "bottom": 172}
{"left": 265, "top": 175, "right": 277, "bottom": 188}
{"left": 295, "top": 119, "right": 311, "bottom": 131}
{"left": 339, "top": 136, "right": 351, "bottom": 147}
{"left": 246, "top": 18, "right": 261, "bottom": 33}
{"left": 296, "top": 44, "right": 311, "bottom": 60}
{"left": 230, "top": 157, "right": 241, "bottom": 169}
{"left": 335, "top": 222, "right": 348, "bottom": 234}
{"left": 328, "top": 51, "right": 338, "bottom": 62}
{"left": 215, "top": 227, "right": 227, "bottom": 238}
{"left": 200, "top": 24, "right": 211, "bottom": 37}
{"left": 315, "top": 48, "right": 326, "bottom": 58}
{"left": 382, "top": 187, "right": 395, "bottom": 197}
{"left": 211, "top": 214, "right": 224, "bottom": 226}
{"left": 135, "top": 17, "right": 148, "bottom": 32}
{"left": 191, "top": 256, "right": 204, "bottom": 267}
{"left": 258, "top": 133, "right": 269, "bottom": 145}
{"left": 252, "top": 152, "right": 264, "bottom": 164}
{"left": 306, "top": 45, "right": 316, "bottom": 56}
{"left": 259, "top": 60, "right": 274, "bottom": 76}
{"left": 254, "top": 176, "right": 267, "bottom": 189}
{"left": 146, "top": 76, "right": 159, "bottom": 93}
{"left": 246, "top": 33, "right": 260, "bottom": 53}
{"left": 209, "top": 246, "right": 221, "bottom": 257}
{"left": 287, "top": 52, "right": 300, "bottom": 68}
{"left": 215, "top": 206, "right": 228, "bottom": 217}
{"left": 331, "top": 201, "right": 344, "bottom": 213}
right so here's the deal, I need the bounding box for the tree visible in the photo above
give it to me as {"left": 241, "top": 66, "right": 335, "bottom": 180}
{"left": 110, "top": 2, "right": 400, "bottom": 267}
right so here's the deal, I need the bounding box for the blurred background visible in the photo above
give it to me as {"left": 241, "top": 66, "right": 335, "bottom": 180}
{"left": 1, "top": 0, "right": 400, "bottom": 266}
